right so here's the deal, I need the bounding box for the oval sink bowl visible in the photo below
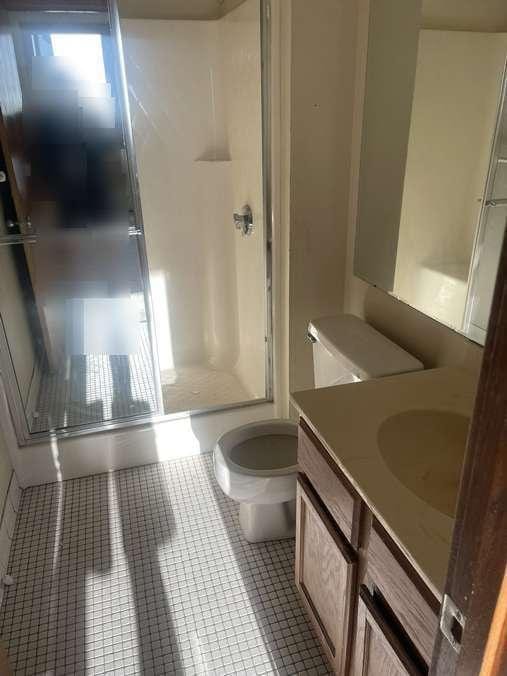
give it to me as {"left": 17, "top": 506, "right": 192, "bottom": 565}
{"left": 378, "top": 410, "right": 470, "bottom": 517}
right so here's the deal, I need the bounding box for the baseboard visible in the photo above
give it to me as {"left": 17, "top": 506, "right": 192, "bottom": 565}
{"left": 0, "top": 473, "right": 22, "bottom": 609}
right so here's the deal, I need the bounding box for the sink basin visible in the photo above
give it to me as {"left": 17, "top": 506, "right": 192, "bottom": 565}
{"left": 378, "top": 410, "right": 470, "bottom": 517}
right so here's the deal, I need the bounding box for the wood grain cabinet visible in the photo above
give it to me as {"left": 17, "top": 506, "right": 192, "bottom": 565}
{"left": 295, "top": 475, "right": 357, "bottom": 675}
{"left": 298, "top": 420, "right": 362, "bottom": 547}
{"left": 296, "top": 419, "right": 441, "bottom": 675}
{"left": 352, "top": 588, "right": 424, "bottom": 676}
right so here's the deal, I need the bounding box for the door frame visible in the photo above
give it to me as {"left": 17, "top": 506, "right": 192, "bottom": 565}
{"left": 430, "top": 229, "right": 507, "bottom": 674}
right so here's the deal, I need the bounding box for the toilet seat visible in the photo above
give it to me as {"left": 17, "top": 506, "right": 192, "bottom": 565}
{"left": 214, "top": 419, "right": 298, "bottom": 505}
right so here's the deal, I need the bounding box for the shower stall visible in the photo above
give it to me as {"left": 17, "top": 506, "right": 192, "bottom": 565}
{"left": 0, "top": 0, "right": 272, "bottom": 445}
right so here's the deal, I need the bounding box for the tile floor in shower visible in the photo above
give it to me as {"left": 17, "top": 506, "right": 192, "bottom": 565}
{"left": 0, "top": 454, "right": 331, "bottom": 675}
{"left": 31, "top": 326, "right": 252, "bottom": 434}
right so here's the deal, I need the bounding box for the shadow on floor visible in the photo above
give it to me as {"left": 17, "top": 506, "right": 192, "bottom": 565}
{"left": 32, "top": 348, "right": 156, "bottom": 433}
{"left": 0, "top": 462, "right": 182, "bottom": 675}
{"left": 200, "top": 457, "right": 328, "bottom": 676}
{"left": 113, "top": 464, "right": 182, "bottom": 674}
{"left": 0, "top": 476, "right": 112, "bottom": 674}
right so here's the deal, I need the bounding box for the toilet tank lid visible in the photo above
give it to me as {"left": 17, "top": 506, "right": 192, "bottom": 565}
{"left": 308, "top": 314, "right": 423, "bottom": 379}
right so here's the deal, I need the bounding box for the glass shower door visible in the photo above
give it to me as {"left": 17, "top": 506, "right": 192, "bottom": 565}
{"left": 0, "top": 1, "right": 160, "bottom": 439}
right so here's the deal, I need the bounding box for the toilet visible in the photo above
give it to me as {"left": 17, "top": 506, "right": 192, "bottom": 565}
{"left": 214, "top": 314, "right": 423, "bottom": 543}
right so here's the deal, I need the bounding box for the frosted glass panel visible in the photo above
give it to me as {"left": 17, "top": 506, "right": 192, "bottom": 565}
{"left": 0, "top": 3, "right": 160, "bottom": 435}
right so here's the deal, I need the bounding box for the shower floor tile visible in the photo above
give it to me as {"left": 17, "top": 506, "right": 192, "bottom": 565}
{"left": 0, "top": 454, "right": 332, "bottom": 676}
{"left": 31, "top": 324, "right": 158, "bottom": 434}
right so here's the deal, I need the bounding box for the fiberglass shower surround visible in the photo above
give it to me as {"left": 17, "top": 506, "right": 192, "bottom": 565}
{"left": 121, "top": 0, "right": 267, "bottom": 414}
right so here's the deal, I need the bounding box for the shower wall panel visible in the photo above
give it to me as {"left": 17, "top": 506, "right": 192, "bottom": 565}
{"left": 121, "top": 19, "right": 240, "bottom": 376}
{"left": 220, "top": 0, "right": 266, "bottom": 399}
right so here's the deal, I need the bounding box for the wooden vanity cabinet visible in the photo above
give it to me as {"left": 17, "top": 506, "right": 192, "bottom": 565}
{"left": 296, "top": 418, "right": 441, "bottom": 675}
{"left": 295, "top": 474, "right": 357, "bottom": 675}
{"left": 366, "top": 521, "right": 439, "bottom": 665}
{"left": 298, "top": 419, "right": 362, "bottom": 547}
{"left": 352, "top": 587, "right": 425, "bottom": 676}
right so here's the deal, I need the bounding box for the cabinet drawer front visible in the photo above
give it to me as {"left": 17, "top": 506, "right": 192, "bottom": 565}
{"left": 367, "top": 521, "right": 439, "bottom": 665}
{"left": 298, "top": 419, "right": 361, "bottom": 546}
{"left": 295, "top": 475, "right": 357, "bottom": 675}
{"left": 352, "top": 587, "right": 425, "bottom": 676}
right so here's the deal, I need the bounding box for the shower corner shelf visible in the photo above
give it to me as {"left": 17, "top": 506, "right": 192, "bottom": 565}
{"left": 194, "top": 152, "right": 232, "bottom": 163}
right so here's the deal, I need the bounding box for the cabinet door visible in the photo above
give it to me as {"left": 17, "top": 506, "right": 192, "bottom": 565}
{"left": 295, "top": 474, "right": 357, "bottom": 675}
{"left": 352, "top": 587, "right": 425, "bottom": 676}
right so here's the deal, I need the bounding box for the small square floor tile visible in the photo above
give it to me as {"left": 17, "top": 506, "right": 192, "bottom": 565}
{"left": 0, "top": 454, "right": 331, "bottom": 675}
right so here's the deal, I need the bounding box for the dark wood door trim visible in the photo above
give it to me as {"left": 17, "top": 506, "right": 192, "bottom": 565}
{"left": 430, "top": 231, "right": 507, "bottom": 674}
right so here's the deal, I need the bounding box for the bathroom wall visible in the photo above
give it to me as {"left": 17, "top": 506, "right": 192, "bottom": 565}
{"left": 219, "top": 0, "right": 266, "bottom": 398}
{"left": 288, "top": 0, "right": 357, "bottom": 393}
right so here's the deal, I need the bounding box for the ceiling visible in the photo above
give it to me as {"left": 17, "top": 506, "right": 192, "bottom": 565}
{"left": 118, "top": 0, "right": 245, "bottom": 20}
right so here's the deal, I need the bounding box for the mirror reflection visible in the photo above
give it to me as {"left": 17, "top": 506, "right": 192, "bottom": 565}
{"left": 355, "top": 0, "right": 507, "bottom": 344}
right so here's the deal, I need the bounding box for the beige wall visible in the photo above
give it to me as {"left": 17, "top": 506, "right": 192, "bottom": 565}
{"left": 345, "top": 0, "right": 483, "bottom": 375}
{"left": 289, "top": 0, "right": 357, "bottom": 393}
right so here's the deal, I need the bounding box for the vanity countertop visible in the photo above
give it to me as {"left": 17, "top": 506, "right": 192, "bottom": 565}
{"left": 291, "top": 367, "right": 478, "bottom": 600}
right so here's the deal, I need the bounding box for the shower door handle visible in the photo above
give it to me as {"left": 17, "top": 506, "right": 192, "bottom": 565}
{"left": 0, "top": 233, "right": 37, "bottom": 246}
{"left": 128, "top": 225, "right": 143, "bottom": 237}
{"left": 484, "top": 198, "right": 507, "bottom": 207}
{"left": 233, "top": 205, "right": 254, "bottom": 236}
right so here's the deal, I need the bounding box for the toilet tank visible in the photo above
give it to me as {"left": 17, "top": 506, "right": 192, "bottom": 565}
{"left": 308, "top": 314, "right": 423, "bottom": 388}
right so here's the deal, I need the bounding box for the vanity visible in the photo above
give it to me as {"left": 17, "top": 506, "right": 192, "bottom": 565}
{"left": 291, "top": 367, "right": 476, "bottom": 675}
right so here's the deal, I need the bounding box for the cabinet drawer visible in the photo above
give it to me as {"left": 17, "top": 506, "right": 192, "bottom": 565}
{"left": 352, "top": 587, "right": 425, "bottom": 676}
{"left": 296, "top": 474, "right": 357, "bottom": 675}
{"left": 298, "top": 419, "right": 362, "bottom": 547}
{"left": 367, "top": 520, "right": 439, "bottom": 665}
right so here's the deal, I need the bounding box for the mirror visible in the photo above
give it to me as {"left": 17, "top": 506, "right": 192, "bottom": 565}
{"left": 354, "top": 0, "right": 507, "bottom": 345}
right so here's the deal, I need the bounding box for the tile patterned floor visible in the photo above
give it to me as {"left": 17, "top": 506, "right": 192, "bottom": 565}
{"left": 31, "top": 324, "right": 158, "bottom": 434}
{"left": 0, "top": 454, "right": 331, "bottom": 675}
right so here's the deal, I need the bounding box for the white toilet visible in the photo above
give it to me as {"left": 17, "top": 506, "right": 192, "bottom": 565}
{"left": 214, "top": 314, "right": 423, "bottom": 543}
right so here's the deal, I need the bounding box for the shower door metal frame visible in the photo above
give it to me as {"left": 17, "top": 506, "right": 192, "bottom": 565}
{"left": 462, "top": 60, "right": 507, "bottom": 345}
{"left": 0, "top": 0, "right": 275, "bottom": 445}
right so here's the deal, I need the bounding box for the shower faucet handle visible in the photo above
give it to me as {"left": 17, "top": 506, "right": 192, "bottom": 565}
{"left": 233, "top": 205, "right": 253, "bottom": 236}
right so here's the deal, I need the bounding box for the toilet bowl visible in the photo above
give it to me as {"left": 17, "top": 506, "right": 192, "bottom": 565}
{"left": 214, "top": 419, "right": 298, "bottom": 543}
